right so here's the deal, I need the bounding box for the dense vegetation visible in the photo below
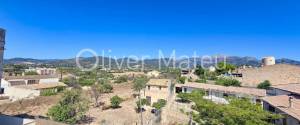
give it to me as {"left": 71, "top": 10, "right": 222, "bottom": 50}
{"left": 216, "top": 62, "right": 236, "bottom": 75}
{"left": 179, "top": 90, "right": 281, "bottom": 125}
{"left": 194, "top": 65, "right": 218, "bottom": 80}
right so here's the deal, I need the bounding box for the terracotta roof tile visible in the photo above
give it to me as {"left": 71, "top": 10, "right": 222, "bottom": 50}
{"left": 263, "top": 95, "right": 300, "bottom": 120}
{"left": 176, "top": 82, "right": 266, "bottom": 97}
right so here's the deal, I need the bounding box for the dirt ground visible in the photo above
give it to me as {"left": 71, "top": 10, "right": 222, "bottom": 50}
{"left": 86, "top": 83, "right": 154, "bottom": 125}
{"left": 0, "top": 83, "right": 188, "bottom": 125}
{"left": 0, "top": 94, "right": 61, "bottom": 117}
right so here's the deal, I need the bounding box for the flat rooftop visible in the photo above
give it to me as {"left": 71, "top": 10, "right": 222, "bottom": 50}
{"left": 4, "top": 75, "right": 58, "bottom": 80}
{"left": 15, "top": 82, "right": 66, "bottom": 90}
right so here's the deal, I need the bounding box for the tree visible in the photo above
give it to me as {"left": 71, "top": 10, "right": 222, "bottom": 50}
{"left": 152, "top": 99, "right": 167, "bottom": 110}
{"left": 195, "top": 65, "right": 206, "bottom": 78}
{"left": 110, "top": 95, "right": 123, "bottom": 108}
{"left": 216, "top": 62, "right": 236, "bottom": 75}
{"left": 90, "top": 84, "right": 104, "bottom": 107}
{"left": 136, "top": 99, "right": 150, "bottom": 109}
{"left": 47, "top": 89, "right": 89, "bottom": 124}
{"left": 257, "top": 80, "right": 271, "bottom": 89}
{"left": 177, "top": 93, "right": 190, "bottom": 102}
{"left": 177, "top": 76, "right": 186, "bottom": 84}
{"left": 216, "top": 78, "right": 241, "bottom": 87}
{"left": 24, "top": 71, "right": 38, "bottom": 75}
{"left": 132, "top": 76, "right": 149, "bottom": 125}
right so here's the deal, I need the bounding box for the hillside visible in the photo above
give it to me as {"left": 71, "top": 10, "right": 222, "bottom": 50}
{"left": 4, "top": 56, "right": 300, "bottom": 69}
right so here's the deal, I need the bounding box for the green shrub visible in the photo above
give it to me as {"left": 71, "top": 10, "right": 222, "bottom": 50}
{"left": 114, "top": 75, "right": 128, "bottom": 83}
{"left": 257, "top": 80, "right": 271, "bottom": 89}
{"left": 177, "top": 93, "right": 190, "bottom": 102}
{"left": 195, "top": 79, "right": 207, "bottom": 83}
{"left": 136, "top": 98, "right": 150, "bottom": 108}
{"left": 102, "top": 83, "right": 113, "bottom": 93}
{"left": 110, "top": 95, "right": 123, "bottom": 108}
{"left": 47, "top": 90, "right": 89, "bottom": 124}
{"left": 24, "top": 71, "right": 38, "bottom": 75}
{"left": 78, "top": 78, "right": 95, "bottom": 86}
{"left": 177, "top": 76, "right": 187, "bottom": 84}
{"left": 152, "top": 99, "right": 167, "bottom": 110}
{"left": 41, "top": 88, "right": 57, "bottom": 96}
{"left": 216, "top": 78, "right": 241, "bottom": 87}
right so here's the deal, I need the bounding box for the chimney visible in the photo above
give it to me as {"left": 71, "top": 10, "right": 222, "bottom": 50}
{"left": 289, "top": 96, "right": 293, "bottom": 108}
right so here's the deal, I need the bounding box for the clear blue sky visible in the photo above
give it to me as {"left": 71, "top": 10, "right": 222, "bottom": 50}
{"left": 0, "top": 0, "right": 299, "bottom": 60}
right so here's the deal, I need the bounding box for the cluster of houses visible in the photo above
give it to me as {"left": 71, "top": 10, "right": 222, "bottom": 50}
{"left": 0, "top": 66, "right": 299, "bottom": 125}
{"left": 143, "top": 77, "right": 300, "bottom": 125}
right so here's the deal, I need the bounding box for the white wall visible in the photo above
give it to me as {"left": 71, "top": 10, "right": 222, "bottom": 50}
{"left": 39, "top": 78, "right": 59, "bottom": 84}
{"left": 1, "top": 79, "right": 11, "bottom": 89}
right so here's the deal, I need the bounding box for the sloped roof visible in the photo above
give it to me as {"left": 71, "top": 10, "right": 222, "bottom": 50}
{"left": 271, "top": 83, "right": 300, "bottom": 95}
{"left": 176, "top": 82, "right": 266, "bottom": 97}
{"left": 263, "top": 95, "right": 300, "bottom": 121}
{"left": 147, "top": 79, "right": 171, "bottom": 86}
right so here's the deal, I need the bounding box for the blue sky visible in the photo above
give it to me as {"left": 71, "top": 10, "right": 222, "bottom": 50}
{"left": 0, "top": 0, "right": 299, "bottom": 60}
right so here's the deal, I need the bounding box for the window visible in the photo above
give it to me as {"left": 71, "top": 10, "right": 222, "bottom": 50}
{"left": 27, "top": 80, "right": 38, "bottom": 85}
{"left": 148, "top": 86, "right": 150, "bottom": 90}
{"left": 159, "top": 86, "right": 162, "bottom": 90}
{"left": 184, "top": 88, "right": 187, "bottom": 93}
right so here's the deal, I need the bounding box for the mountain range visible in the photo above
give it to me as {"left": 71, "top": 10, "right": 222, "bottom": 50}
{"left": 4, "top": 56, "right": 300, "bottom": 69}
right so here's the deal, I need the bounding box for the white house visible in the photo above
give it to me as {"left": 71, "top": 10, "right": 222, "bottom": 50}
{"left": 25, "top": 68, "right": 57, "bottom": 75}
{"left": 1, "top": 75, "right": 66, "bottom": 101}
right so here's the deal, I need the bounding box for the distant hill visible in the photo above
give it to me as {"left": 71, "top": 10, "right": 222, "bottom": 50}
{"left": 4, "top": 56, "right": 300, "bottom": 68}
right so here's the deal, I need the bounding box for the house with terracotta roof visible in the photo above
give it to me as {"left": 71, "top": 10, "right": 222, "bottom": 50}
{"left": 142, "top": 79, "right": 173, "bottom": 104}
{"left": 176, "top": 83, "right": 266, "bottom": 104}
{"left": 267, "top": 83, "right": 300, "bottom": 96}
{"left": 1, "top": 75, "right": 66, "bottom": 101}
{"left": 263, "top": 83, "right": 300, "bottom": 125}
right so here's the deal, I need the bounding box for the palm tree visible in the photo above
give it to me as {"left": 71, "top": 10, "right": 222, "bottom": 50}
{"left": 132, "top": 76, "right": 148, "bottom": 125}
